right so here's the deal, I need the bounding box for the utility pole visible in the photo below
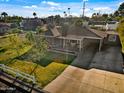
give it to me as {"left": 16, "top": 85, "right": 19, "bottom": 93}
{"left": 82, "top": 1, "right": 86, "bottom": 18}
{"left": 82, "top": 0, "right": 88, "bottom": 18}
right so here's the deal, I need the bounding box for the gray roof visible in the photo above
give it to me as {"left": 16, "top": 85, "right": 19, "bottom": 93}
{"left": 66, "top": 25, "right": 101, "bottom": 38}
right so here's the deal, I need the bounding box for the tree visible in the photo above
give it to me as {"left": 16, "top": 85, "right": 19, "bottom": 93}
{"left": 33, "top": 12, "right": 37, "bottom": 18}
{"left": 36, "top": 26, "right": 46, "bottom": 34}
{"left": 118, "top": 2, "right": 124, "bottom": 11}
{"left": 102, "top": 14, "right": 108, "bottom": 18}
{"left": 117, "top": 18, "right": 124, "bottom": 54}
{"left": 1, "top": 12, "right": 8, "bottom": 22}
{"left": 114, "top": 11, "right": 119, "bottom": 16}
{"left": 68, "top": 8, "right": 71, "bottom": 16}
{"left": 54, "top": 15, "right": 61, "bottom": 25}
{"left": 25, "top": 27, "right": 48, "bottom": 75}
{"left": 63, "top": 11, "right": 67, "bottom": 17}
{"left": 75, "top": 19, "right": 83, "bottom": 26}
{"left": 8, "top": 28, "right": 22, "bottom": 34}
{"left": 25, "top": 32, "right": 35, "bottom": 44}
{"left": 114, "top": 2, "right": 124, "bottom": 17}
{"left": 92, "top": 13, "right": 96, "bottom": 17}
{"left": 1, "top": 12, "right": 8, "bottom": 18}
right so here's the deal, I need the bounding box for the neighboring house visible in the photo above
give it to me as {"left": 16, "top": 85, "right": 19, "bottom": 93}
{"left": 89, "top": 28, "right": 120, "bottom": 45}
{"left": 20, "top": 18, "right": 45, "bottom": 31}
{"left": 89, "top": 21, "right": 118, "bottom": 31}
{"left": 106, "top": 21, "right": 119, "bottom": 31}
{"left": 0, "top": 23, "right": 11, "bottom": 35}
{"left": 89, "top": 21, "right": 106, "bottom": 29}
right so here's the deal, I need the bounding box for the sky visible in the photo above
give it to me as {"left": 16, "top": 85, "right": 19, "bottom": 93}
{"left": 0, "top": 0, "right": 123, "bottom": 17}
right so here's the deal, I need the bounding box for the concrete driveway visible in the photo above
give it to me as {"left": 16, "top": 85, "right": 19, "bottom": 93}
{"left": 44, "top": 66, "right": 124, "bottom": 93}
{"left": 72, "top": 45, "right": 123, "bottom": 73}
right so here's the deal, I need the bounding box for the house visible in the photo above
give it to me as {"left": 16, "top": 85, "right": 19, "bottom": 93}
{"left": 89, "top": 28, "right": 120, "bottom": 46}
{"left": 89, "top": 21, "right": 118, "bottom": 31}
{"left": 106, "top": 21, "right": 119, "bottom": 31}
{"left": 89, "top": 21, "right": 106, "bottom": 29}
{"left": 0, "top": 23, "right": 11, "bottom": 35}
{"left": 20, "top": 18, "right": 45, "bottom": 31}
{"left": 42, "top": 24, "right": 106, "bottom": 54}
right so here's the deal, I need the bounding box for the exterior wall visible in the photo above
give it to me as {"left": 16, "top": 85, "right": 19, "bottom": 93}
{"left": 0, "top": 26, "right": 10, "bottom": 35}
{"left": 106, "top": 23, "right": 118, "bottom": 30}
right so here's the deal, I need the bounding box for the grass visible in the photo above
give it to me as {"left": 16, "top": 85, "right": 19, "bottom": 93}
{"left": 0, "top": 34, "right": 72, "bottom": 88}
{"left": 8, "top": 59, "right": 68, "bottom": 87}
{"left": 0, "top": 34, "right": 32, "bottom": 62}
{"left": 20, "top": 51, "right": 76, "bottom": 67}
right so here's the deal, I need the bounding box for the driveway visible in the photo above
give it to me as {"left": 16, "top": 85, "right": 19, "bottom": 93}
{"left": 71, "top": 45, "right": 123, "bottom": 73}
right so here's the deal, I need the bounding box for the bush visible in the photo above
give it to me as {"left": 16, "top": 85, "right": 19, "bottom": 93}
{"left": 75, "top": 19, "right": 83, "bottom": 26}
{"left": 117, "top": 18, "right": 124, "bottom": 51}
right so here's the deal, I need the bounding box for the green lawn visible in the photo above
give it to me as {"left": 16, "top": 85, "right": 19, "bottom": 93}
{"left": 19, "top": 51, "right": 76, "bottom": 67}
{"left": 38, "top": 52, "right": 76, "bottom": 66}
{"left": 0, "top": 34, "right": 32, "bottom": 62}
{"left": 0, "top": 34, "right": 72, "bottom": 87}
{"left": 8, "top": 59, "right": 68, "bottom": 87}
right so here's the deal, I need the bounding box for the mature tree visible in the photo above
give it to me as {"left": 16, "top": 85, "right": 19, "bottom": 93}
{"left": 25, "top": 27, "right": 48, "bottom": 75}
{"left": 8, "top": 28, "right": 22, "bottom": 34}
{"left": 117, "top": 18, "right": 124, "bottom": 63}
{"left": 1, "top": 12, "right": 8, "bottom": 22}
{"left": 114, "top": 11, "right": 119, "bottom": 16}
{"left": 36, "top": 26, "right": 46, "bottom": 34}
{"left": 92, "top": 13, "right": 96, "bottom": 17}
{"left": 114, "top": 2, "right": 124, "bottom": 17}
{"left": 63, "top": 11, "right": 67, "bottom": 17}
{"left": 102, "top": 14, "right": 108, "bottom": 18}
{"left": 68, "top": 8, "right": 71, "bottom": 16}
{"left": 54, "top": 15, "right": 61, "bottom": 25}
{"left": 1, "top": 12, "right": 8, "bottom": 18}
{"left": 117, "top": 18, "right": 124, "bottom": 67}
{"left": 75, "top": 19, "right": 83, "bottom": 26}
{"left": 118, "top": 2, "right": 124, "bottom": 11}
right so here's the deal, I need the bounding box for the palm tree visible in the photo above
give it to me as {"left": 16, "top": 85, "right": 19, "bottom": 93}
{"left": 63, "top": 11, "right": 67, "bottom": 17}
{"left": 33, "top": 12, "right": 37, "bottom": 18}
{"left": 68, "top": 8, "right": 71, "bottom": 16}
{"left": 1, "top": 12, "right": 8, "bottom": 18}
{"left": 1, "top": 12, "right": 8, "bottom": 22}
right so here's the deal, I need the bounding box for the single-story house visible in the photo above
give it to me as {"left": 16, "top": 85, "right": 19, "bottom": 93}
{"left": 20, "top": 18, "right": 45, "bottom": 31}
{"left": 0, "top": 23, "right": 11, "bottom": 35}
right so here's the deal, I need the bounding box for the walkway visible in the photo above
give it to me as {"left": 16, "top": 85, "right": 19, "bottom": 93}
{"left": 44, "top": 66, "right": 124, "bottom": 93}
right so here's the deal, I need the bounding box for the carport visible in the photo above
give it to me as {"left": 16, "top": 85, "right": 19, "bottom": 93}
{"left": 58, "top": 35, "right": 104, "bottom": 52}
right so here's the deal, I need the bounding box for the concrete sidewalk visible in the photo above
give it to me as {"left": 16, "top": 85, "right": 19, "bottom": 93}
{"left": 44, "top": 66, "right": 124, "bottom": 93}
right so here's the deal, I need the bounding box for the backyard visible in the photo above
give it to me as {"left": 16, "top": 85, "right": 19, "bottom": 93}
{"left": 0, "top": 34, "right": 76, "bottom": 87}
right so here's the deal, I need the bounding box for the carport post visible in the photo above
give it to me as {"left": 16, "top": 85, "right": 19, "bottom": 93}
{"left": 81, "top": 38, "right": 84, "bottom": 51}
{"left": 99, "top": 39, "right": 103, "bottom": 51}
{"left": 63, "top": 38, "right": 65, "bottom": 48}
{"left": 79, "top": 39, "right": 82, "bottom": 51}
